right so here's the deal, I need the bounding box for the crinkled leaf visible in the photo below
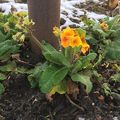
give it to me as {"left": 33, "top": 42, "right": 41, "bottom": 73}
{"left": 80, "top": 53, "right": 97, "bottom": 69}
{"left": 106, "top": 40, "right": 120, "bottom": 60}
{"left": 41, "top": 42, "right": 57, "bottom": 53}
{"left": 0, "top": 31, "right": 6, "bottom": 42}
{"left": 0, "top": 73, "right": 6, "bottom": 81}
{"left": 41, "top": 42, "right": 70, "bottom": 67}
{"left": 102, "top": 83, "right": 111, "bottom": 96}
{"left": 39, "top": 65, "right": 68, "bottom": 93}
{"left": 111, "top": 73, "right": 120, "bottom": 82}
{"left": 72, "top": 60, "right": 82, "bottom": 74}
{"left": 28, "top": 63, "right": 47, "bottom": 88}
{"left": 49, "top": 81, "right": 67, "bottom": 95}
{"left": 76, "top": 28, "right": 86, "bottom": 36}
{"left": 0, "top": 61, "right": 16, "bottom": 72}
{"left": 71, "top": 73, "right": 93, "bottom": 93}
{"left": 0, "top": 83, "right": 5, "bottom": 94}
{"left": 72, "top": 53, "right": 97, "bottom": 73}
{"left": 85, "top": 52, "right": 97, "bottom": 61}
{"left": 93, "top": 29, "right": 107, "bottom": 40}
{"left": 43, "top": 51, "right": 71, "bottom": 67}
{"left": 107, "top": 16, "right": 120, "bottom": 29}
{"left": 0, "top": 40, "right": 20, "bottom": 60}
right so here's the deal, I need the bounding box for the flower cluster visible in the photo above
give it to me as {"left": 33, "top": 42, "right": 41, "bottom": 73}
{"left": 53, "top": 27, "right": 61, "bottom": 37}
{"left": 53, "top": 27, "right": 90, "bottom": 54}
{"left": 100, "top": 21, "right": 108, "bottom": 31}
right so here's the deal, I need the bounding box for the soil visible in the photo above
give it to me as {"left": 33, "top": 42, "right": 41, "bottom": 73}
{"left": 0, "top": 73, "right": 120, "bottom": 120}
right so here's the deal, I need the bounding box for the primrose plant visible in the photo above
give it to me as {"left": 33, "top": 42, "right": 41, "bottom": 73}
{"left": 29, "top": 27, "right": 97, "bottom": 98}
{"left": 0, "top": 11, "right": 34, "bottom": 94}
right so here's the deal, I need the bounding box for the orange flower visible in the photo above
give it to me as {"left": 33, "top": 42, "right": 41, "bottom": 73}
{"left": 81, "top": 43, "right": 90, "bottom": 54}
{"left": 60, "top": 27, "right": 75, "bottom": 48}
{"left": 60, "top": 27, "right": 90, "bottom": 50}
{"left": 61, "top": 34, "right": 73, "bottom": 48}
{"left": 70, "top": 36, "right": 82, "bottom": 48}
{"left": 62, "top": 27, "right": 75, "bottom": 36}
{"left": 100, "top": 21, "right": 108, "bottom": 31}
{"left": 81, "top": 34, "right": 90, "bottom": 54}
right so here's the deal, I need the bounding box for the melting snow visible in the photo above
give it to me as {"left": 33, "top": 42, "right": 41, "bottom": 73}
{"left": 0, "top": 0, "right": 107, "bottom": 27}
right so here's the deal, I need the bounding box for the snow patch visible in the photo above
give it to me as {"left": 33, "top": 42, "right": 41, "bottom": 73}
{"left": 0, "top": 0, "right": 107, "bottom": 27}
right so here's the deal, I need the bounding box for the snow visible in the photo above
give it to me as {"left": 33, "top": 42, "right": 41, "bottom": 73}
{"left": 60, "top": 0, "right": 106, "bottom": 28}
{"left": 0, "top": 0, "right": 107, "bottom": 27}
{"left": 0, "top": 2, "right": 27, "bottom": 14}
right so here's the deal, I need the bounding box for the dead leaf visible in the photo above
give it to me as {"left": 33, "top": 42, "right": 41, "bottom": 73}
{"left": 46, "top": 94, "right": 53, "bottom": 102}
{"left": 98, "top": 95, "right": 104, "bottom": 102}
{"left": 67, "top": 80, "right": 79, "bottom": 98}
{"left": 11, "top": 54, "right": 20, "bottom": 60}
{"left": 108, "top": 0, "right": 118, "bottom": 10}
{"left": 11, "top": 5, "right": 17, "bottom": 13}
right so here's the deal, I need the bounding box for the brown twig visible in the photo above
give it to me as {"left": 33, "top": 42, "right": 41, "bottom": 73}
{"left": 65, "top": 94, "right": 85, "bottom": 112}
{"left": 11, "top": 54, "right": 34, "bottom": 67}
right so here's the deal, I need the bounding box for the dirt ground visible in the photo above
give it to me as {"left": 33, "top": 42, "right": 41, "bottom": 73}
{"left": 0, "top": 74, "right": 120, "bottom": 120}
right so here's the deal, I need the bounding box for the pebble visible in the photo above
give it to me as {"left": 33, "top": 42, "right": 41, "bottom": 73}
{"left": 78, "top": 117, "right": 85, "bottom": 120}
{"left": 92, "top": 102, "right": 95, "bottom": 106}
{"left": 113, "top": 117, "right": 118, "bottom": 120}
{"left": 0, "top": 115, "right": 5, "bottom": 120}
{"left": 60, "top": 18, "right": 66, "bottom": 25}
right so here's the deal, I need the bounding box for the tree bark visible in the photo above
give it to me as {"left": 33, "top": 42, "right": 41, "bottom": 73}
{"left": 28, "top": 0, "right": 60, "bottom": 55}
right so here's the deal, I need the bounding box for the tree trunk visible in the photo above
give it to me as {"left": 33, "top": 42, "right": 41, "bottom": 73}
{"left": 27, "top": 0, "right": 60, "bottom": 55}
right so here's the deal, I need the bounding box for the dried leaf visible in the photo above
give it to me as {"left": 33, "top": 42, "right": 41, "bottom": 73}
{"left": 108, "top": 0, "right": 118, "bottom": 10}
{"left": 67, "top": 80, "right": 79, "bottom": 98}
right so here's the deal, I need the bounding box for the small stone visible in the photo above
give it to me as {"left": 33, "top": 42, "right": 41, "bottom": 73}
{"left": 78, "top": 117, "right": 85, "bottom": 120}
{"left": 61, "top": 11, "right": 68, "bottom": 16}
{"left": 92, "top": 102, "right": 95, "bottom": 106}
{"left": 60, "top": 18, "right": 66, "bottom": 25}
{"left": 69, "top": 24, "right": 79, "bottom": 28}
{"left": 98, "top": 95, "right": 104, "bottom": 102}
{"left": 70, "top": 18, "right": 80, "bottom": 24}
{"left": 113, "top": 117, "right": 118, "bottom": 120}
{"left": 0, "top": 115, "right": 5, "bottom": 120}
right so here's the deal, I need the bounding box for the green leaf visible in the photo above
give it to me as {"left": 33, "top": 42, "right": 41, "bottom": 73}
{"left": 39, "top": 65, "right": 68, "bottom": 93}
{"left": 71, "top": 73, "right": 93, "bottom": 93}
{"left": 0, "top": 83, "right": 5, "bottom": 94}
{"left": 41, "top": 42, "right": 57, "bottom": 53}
{"left": 28, "top": 63, "right": 47, "bottom": 88}
{"left": 93, "top": 29, "right": 107, "bottom": 40}
{"left": 0, "top": 31, "right": 6, "bottom": 42}
{"left": 0, "top": 40, "right": 20, "bottom": 60}
{"left": 49, "top": 81, "right": 67, "bottom": 95}
{"left": 76, "top": 28, "right": 86, "bottom": 36}
{"left": 8, "top": 15, "right": 18, "bottom": 27}
{"left": 0, "top": 61, "right": 16, "bottom": 72}
{"left": 43, "top": 51, "right": 71, "bottom": 67}
{"left": 0, "top": 73, "right": 6, "bottom": 81}
{"left": 107, "top": 16, "right": 120, "bottom": 29}
{"left": 102, "top": 83, "right": 111, "bottom": 96}
{"left": 85, "top": 53, "right": 97, "bottom": 61}
{"left": 64, "top": 46, "right": 73, "bottom": 62}
{"left": 82, "top": 52, "right": 97, "bottom": 62}
{"left": 41, "top": 42, "right": 71, "bottom": 67}
{"left": 80, "top": 53, "right": 97, "bottom": 69}
{"left": 110, "top": 73, "right": 120, "bottom": 82}
{"left": 72, "top": 53, "right": 97, "bottom": 73}
{"left": 93, "top": 54, "right": 103, "bottom": 67}
{"left": 72, "top": 60, "right": 82, "bottom": 74}
{"left": 105, "top": 40, "right": 120, "bottom": 60}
